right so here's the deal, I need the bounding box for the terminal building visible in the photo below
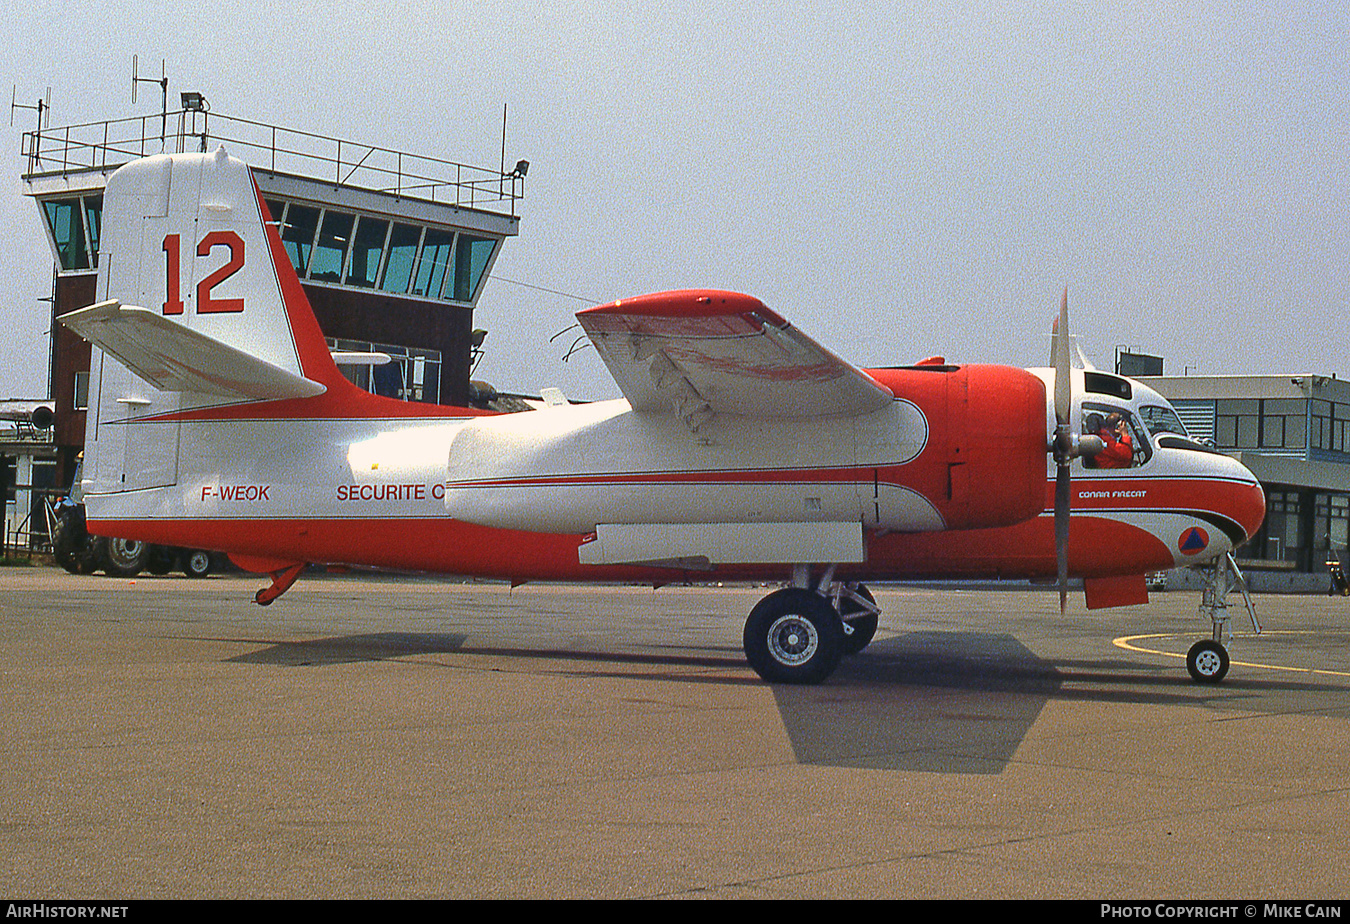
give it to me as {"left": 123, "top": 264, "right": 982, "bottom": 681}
{"left": 19, "top": 103, "right": 525, "bottom": 507}
{"left": 0, "top": 400, "right": 56, "bottom": 557}
{"left": 1141, "top": 370, "right": 1350, "bottom": 587}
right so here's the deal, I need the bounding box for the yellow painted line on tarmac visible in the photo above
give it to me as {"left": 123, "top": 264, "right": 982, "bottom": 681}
{"left": 1114, "top": 631, "right": 1350, "bottom": 679}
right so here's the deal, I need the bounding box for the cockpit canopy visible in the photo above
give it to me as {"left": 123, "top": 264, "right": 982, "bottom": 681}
{"left": 1069, "top": 371, "right": 1196, "bottom": 470}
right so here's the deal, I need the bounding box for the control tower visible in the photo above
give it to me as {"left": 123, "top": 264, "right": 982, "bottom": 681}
{"left": 21, "top": 103, "right": 524, "bottom": 482}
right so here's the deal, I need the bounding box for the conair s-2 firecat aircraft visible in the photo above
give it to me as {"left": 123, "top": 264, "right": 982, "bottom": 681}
{"left": 60, "top": 148, "right": 1266, "bottom": 686}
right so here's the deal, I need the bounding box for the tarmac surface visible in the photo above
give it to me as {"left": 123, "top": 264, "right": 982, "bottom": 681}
{"left": 3, "top": 565, "right": 1350, "bottom": 899}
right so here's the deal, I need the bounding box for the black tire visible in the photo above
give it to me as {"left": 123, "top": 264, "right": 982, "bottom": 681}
{"left": 1186, "top": 639, "right": 1230, "bottom": 684}
{"left": 837, "top": 583, "right": 879, "bottom": 655}
{"left": 102, "top": 537, "right": 149, "bottom": 577}
{"left": 743, "top": 588, "right": 844, "bottom": 685}
{"left": 52, "top": 510, "right": 98, "bottom": 575}
{"left": 145, "top": 546, "right": 177, "bottom": 575}
{"left": 182, "top": 549, "right": 213, "bottom": 578}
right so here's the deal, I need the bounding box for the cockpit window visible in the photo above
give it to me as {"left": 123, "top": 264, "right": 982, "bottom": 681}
{"left": 1139, "top": 405, "right": 1189, "bottom": 438}
{"left": 1081, "top": 403, "right": 1151, "bottom": 469}
{"left": 1083, "top": 371, "right": 1132, "bottom": 400}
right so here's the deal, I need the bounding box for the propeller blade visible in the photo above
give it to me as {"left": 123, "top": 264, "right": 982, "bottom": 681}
{"left": 1056, "top": 463, "right": 1070, "bottom": 613}
{"left": 1051, "top": 287, "right": 1072, "bottom": 613}
{"left": 1053, "top": 287, "right": 1071, "bottom": 428}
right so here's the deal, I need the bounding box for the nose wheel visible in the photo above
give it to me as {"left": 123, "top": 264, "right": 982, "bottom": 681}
{"left": 1186, "top": 639, "right": 1230, "bottom": 684}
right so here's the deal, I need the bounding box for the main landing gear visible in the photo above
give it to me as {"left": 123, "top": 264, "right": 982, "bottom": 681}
{"left": 742, "top": 565, "right": 881, "bottom": 684}
{"left": 1187, "top": 552, "right": 1260, "bottom": 684}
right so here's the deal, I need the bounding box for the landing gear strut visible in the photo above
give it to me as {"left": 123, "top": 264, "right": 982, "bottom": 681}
{"left": 1188, "top": 552, "right": 1259, "bottom": 684}
{"left": 742, "top": 566, "right": 881, "bottom": 684}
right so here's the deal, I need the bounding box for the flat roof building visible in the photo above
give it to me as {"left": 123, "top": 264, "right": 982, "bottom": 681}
{"left": 0, "top": 400, "right": 57, "bottom": 556}
{"left": 1143, "top": 373, "right": 1350, "bottom": 585}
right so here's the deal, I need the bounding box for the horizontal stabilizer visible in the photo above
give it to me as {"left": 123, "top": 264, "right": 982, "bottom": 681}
{"left": 59, "top": 300, "right": 326, "bottom": 401}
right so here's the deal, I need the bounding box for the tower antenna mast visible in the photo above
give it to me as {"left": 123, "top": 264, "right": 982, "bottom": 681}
{"left": 10, "top": 86, "right": 51, "bottom": 166}
{"left": 131, "top": 56, "right": 169, "bottom": 150}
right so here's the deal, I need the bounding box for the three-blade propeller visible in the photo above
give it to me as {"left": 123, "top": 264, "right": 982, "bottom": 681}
{"left": 1050, "top": 289, "right": 1104, "bottom": 612}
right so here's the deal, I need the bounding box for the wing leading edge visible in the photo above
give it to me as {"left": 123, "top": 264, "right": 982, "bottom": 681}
{"left": 577, "top": 290, "right": 893, "bottom": 429}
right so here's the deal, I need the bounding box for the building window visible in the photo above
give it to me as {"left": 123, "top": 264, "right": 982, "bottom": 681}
{"left": 83, "top": 198, "right": 102, "bottom": 267}
{"left": 1214, "top": 398, "right": 1310, "bottom": 453}
{"left": 73, "top": 371, "right": 90, "bottom": 412}
{"left": 347, "top": 217, "right": 389, "bottom": 289}
{"left": 413, "top": 229, "right": 455, "bottom": 299}
{"left": 1314, "top": 493, "right": 1350, "bottom": 554}
{"left": 380, "top": 223, "right": 422, "bottom": 294}
{"left": 1310, "top": 400, "right": 1350, "bottom": 454}
{"left": 265, "top": 197, "right": 500, "bottom": 303}
{"left": 42, "top": 198, "right": 92, "bottom": 270}
{"left": 1263, "top": 490, "right": 1302, "bottom": 562}
{"left": 451, "top": 235, "right": 495, "bottom": 302}
{"left": 279, "top": 203, "right": 320, "bottom": 276}
{"left": 309, "top": 210, "right": 354, "bottom": 283}
{"left": 328, "top": 339, "right": 442, "bottom": 404}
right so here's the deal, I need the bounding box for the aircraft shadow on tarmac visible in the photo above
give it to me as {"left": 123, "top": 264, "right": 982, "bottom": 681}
{"left": 226, "top": 632, "right": 470, "bottom": 666}
{"left": 221, "top": 628, "right": 1350, "bottom": 775}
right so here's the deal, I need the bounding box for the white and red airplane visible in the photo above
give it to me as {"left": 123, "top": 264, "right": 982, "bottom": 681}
{"left": 60, "top": 148, "right": 1266, "bottom": 685}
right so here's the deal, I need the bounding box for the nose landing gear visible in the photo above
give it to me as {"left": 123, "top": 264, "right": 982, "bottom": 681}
{"left": 1188, "top": 552, "right": 1260, "bottom": 684}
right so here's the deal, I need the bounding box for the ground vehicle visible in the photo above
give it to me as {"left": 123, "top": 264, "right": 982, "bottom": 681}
{"left": 51, "top": 461, "right": 215, "bottom": 577}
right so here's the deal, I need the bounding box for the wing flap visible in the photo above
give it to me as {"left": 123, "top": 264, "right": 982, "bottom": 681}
{"left": 577, "top": 290, "right": 893, "bottom": 424}
{"left": 59, "top": 300, "right": 326, "bottom": 401}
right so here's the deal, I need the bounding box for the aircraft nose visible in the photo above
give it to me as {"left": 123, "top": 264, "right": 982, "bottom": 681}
{"left": 1228, "top": 464, "right": 1266, "bottom": 543}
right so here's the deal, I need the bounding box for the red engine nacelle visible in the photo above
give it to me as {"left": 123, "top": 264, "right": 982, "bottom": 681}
{"left": 869, "top": 364, "right": 1047, "bottom": 531}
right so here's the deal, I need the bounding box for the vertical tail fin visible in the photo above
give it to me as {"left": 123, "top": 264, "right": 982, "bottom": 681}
{"left": 78, "top": 146, "right": 346, "bottom": 395}
{"left": 61, "top": 147, "right": 358, "bottom": 498}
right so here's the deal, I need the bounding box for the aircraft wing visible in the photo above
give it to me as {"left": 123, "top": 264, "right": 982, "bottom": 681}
{"left": 577, "top": 290, "right": 893, "bottom": 428}
{"left": 59, "top": 300, "right": 326, "bottom": 401}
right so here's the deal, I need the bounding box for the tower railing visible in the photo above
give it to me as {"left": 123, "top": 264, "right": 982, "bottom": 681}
{"left": 21, "top": 110, "right": 523, "bottom": 216}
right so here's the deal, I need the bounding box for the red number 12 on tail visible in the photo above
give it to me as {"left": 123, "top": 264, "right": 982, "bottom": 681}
{"left": 162, "top": 231, "right": 245, "bottom": 315}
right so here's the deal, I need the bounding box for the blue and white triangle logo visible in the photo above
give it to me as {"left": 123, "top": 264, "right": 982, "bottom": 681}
{"left": 1179, "top": 526, "right": 1209, "bottom": 556}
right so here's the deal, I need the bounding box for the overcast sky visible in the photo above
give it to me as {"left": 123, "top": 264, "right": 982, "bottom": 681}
{"left": 2, "top": 1, "right": 1346, "bottom": 401}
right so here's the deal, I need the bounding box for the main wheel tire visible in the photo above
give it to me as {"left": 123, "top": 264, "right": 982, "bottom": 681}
{"left": 1186, "top": 639, "right": 1230, "bottom": 684}
{"left": 743, "top": 588, "right": 844, "bottom": 685}
{"left": 837, "top": 583, "right": 879, "bottom": 655}
{"left": 102, "top": 537, "right": 149, "bottom": 577}
{"left": 182, "top": 549, "right": 213, "bottom": 578}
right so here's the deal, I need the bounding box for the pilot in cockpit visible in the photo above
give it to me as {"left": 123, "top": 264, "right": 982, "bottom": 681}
{"left": 1094, "top": 412, "right": 1134, "bottom": 469}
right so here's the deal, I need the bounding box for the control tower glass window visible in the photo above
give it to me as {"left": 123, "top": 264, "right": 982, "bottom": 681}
{"left": 42, "top": 199, "right": 89, "bottom": 270}
{"left": 380, "top": 223, "right": 422, "bottom": 294}
{"left": 83, "top": 198, "right": 102, "bottom": 268}
{"left": 347, "top": 217, "right": 389, "bottom": 289}
{"left": 280, "top": 204, "right": 320, "bottom": 276}
{"left": 452, "top": 235, "right": 495, "bottom": 302}
{"left": 414, "top": 229, "right": 456, "bottom": 299}
{"left": 310, "top": 211, "right": 355, "bottom": 283}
